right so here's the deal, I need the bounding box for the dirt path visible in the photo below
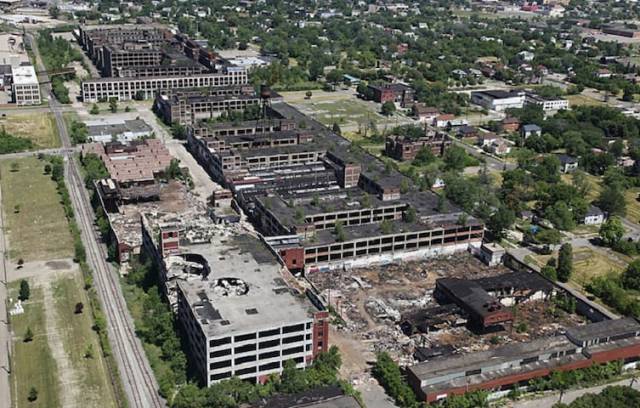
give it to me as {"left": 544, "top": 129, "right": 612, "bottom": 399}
{"left": 40, "top": 270, "right": 83, "bottom": 408}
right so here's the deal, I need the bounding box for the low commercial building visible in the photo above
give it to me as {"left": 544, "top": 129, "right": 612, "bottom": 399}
{"left": 140, "top": 213, "right": 329, "bottom": 385}
{"left": 524, "top": 92, "right": 569, "bottom": 112}
{"left": 408, "top": 317, "right": 640, "bottom": 403}
{"left": 11, "top": 65, "right": 40, "bottom": 105}
{"left": 470, "top": 90, "right": 525, "bottom": 112}
{"left": 85, "top": 118, "right": 153, "bottom": 143}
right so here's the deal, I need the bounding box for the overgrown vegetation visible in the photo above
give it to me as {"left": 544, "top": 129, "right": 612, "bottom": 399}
{"left": 0, "top": 127, "right": 34, "bottom": 153}
{"left": 37, "top": 30, "right": 82, "bottom": 104}
{"left": 47, "top": 155, "right": 127, "bottom": 405}
{"left": 552, "top": 385, "right": 640, "bottom": 408}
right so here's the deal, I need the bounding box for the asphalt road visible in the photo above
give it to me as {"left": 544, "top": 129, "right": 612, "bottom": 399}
{"left": 28, "top": 32, "right": 165, "bottom": 408}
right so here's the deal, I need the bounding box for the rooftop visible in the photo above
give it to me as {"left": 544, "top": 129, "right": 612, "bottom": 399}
{"left": 86, "top": 119, "right": 152, "bottom": 138}
{"left": 11, "top": 65, "right": 38, "bottom": 85}
{"left": 176, "top": 234, "right": 314, "bottom": 338}
{"left": 472, "top": 89, "right": 524, "bottom": 99}
{"left": 566, "top": 317, "right": 640, "bottom": 344}
{"left": 409, "top": 335, "right": 574, "bottom": 383}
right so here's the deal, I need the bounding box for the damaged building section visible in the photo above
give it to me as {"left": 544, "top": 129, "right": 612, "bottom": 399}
{"left": 306, "top": 254, "right": 584, "bottom": 369}
{"left": 186, "top": 102, "right": 484, "bottom": 273}
{"left": 139, "top": 208, "right": 330, "bottom": 386}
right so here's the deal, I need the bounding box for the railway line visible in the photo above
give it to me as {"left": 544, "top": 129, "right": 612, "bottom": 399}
{"left": 26, "top": 31, "right": 165, "bottom": 408}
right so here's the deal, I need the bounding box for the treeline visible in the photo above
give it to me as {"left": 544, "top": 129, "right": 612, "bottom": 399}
{"left": 37, "top": 30, "right": 81, "bottom": 104}
{"left": 46, "top": 154, "right": 128, "bottom": 404}
{"left": 553, "top": 385, "right": 640, "bottom": 408}
{"left": 0, "top": 127, "right": 33, "bottom": 153}
{"left": 587, "top": 259, "right": 640, "bottom": 318}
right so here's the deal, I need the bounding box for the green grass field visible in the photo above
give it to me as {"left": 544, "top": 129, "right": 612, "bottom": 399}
{"left": 9, "top": 283, "right": 60, "bottom": 408}
{"left": 0, "top": 113, "right": 61, "bottom": 149}
{"left": 561, "top": 172, "right": 602, "bottom": 202}
{"left": 52, "top": 276, "right": 117, "bottom": 407}
{"left": 625, "top": 188, "right": 640, "bottom": 225}
{"left": 571, "top": 247, "right": 629, "bottom": 289}
{"left": 566, "top": 94, "right": 605, "bottom": 107}
{"left": 0, "top": 157, "right": 74, "bottom": 261}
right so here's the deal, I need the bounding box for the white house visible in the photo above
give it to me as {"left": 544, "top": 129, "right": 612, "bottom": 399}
{"left": 583, "top": 205, "right": 605, "bottom": 225}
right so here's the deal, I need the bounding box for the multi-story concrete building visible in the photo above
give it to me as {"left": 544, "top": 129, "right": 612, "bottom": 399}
{"left": 140, "top": 212, "right": 329, "bottom": 385}
{"left": 524, "top": 92, "right": 569, "bottom": 112}
{"left": 11, "top": 65, "right": 40, "bottom": 105}
{"left": 186, "top": 102, "right": 484, "bottom": 273}
{"left": 154, "top": 85, "right": 260, "bottom": 125}
{"left": 81, "top": 68, "right": 248, "bottom": 102}
{"left": 407, "top": 317, "right": 640, "bottom": 403}
{"left": 77, "top": 25, "right": 249, "bottom": 102}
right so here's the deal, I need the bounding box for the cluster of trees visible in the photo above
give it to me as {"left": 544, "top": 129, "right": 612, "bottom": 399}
{"left": 172, "top": 346, "right": 353, "bottom": 408}
{"left": 0, "top": 127, "right": 33, "bottom": 154}
{"left": 553, "top": 385, "right": 640, "bottom": 408}
{"left": 527, "top": 361, "right": 622, "bottom": 393}
{"left": 125, "top": 257, "right": 188, "bottom": 398}
{"left": 372, "top": 352, "right": 420, "bottom": 408}
{"left": 541, "top": 244, "right": 574, "bottom": 282}
{"left": 81, "top": 153, "right": 109, "bottom": 188}
{"left": 586, "top": 260, "right": 640, "bottom": 318}
{"left": 69, "top": 121, "right": 89, "bottom": 144}
{"left": 509, "top": 105, "right": 640, "bottom": 178}
{"left": 38, "top": 30, "right": 82, "bottom": 104}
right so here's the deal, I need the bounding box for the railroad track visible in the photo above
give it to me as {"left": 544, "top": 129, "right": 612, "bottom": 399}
{"left": 27, "top": 30, "right": 165, "bottom": 406}
{"left": 65, "top": 158, "right": 164, "bottom": 408}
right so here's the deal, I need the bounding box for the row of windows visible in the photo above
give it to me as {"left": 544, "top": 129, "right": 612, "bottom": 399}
{"left": 305, "top": 234, "right": 484, "bottom": 262}
{"left": 209, "top": 325, "right": 310, "bottom": 349}
{"left": 210, "top": 346, "right": 307, "bottom": 368}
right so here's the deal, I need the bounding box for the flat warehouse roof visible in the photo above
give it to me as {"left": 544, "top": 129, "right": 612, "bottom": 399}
{"left": 175, "top": 234, "right": 313, "bottom": 338}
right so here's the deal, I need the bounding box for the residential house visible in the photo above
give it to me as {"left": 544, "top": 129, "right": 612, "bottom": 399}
{"left": 583, "top": 205, "right": 605, "bottom": 225}
{"left": 501, "top": 117, "right": 520, "bottom": 133}
{"left": 558, "top": 154, "right": 579, "bottom": 173}
{"left": 521, "top": 124, "right": 541, "bottom": 139}
{"left": 413, "top": 104, "right": 439, "bottom": 123}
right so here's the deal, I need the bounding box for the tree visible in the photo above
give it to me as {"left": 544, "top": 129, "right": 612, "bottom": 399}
{"left": 24, "top": 327, "right": 33, "bottom": 343}
{"left": 400, "top": 179, "right": 409, "bottom": 194}
{"left": 48, "top": 5, "right": 60, "bottom": 18}
{"left": 404, "top": 207, "right": 417, "bottom": 223}
{"left": 443, "top": 145, "right": 469, "bottom": 172}
{"left": 19, "top": 279, "right": 30, "bottom": 301}
{"left": 332, "top": 122, "right": 341, "bottom": 135}
{"left": 621, "top": 259, "right": 640, "bottom": 290}
{"left": 109, "top": 98, "right": 118, "bottom": 113}
{"left": 623, "top": 87, "right": 634, "bottom": 102}
{"left": 334, "top": 221, "right": 346, "bottom": 242}
{"left": 14, "top": 204, "right": 20, "bottom": 214}
{"left": 381, "top": 101, "right": 396, "bottom": 116}
{"left": 536, "top": 229, "right": 562, "bottom": 245}
{"left": 599, "top": 216, "right": 625, "bottom": 247}
{"left": 488, "top": 206, "right": 515, "bottom": 240}
{"left": 380, "top": 219, "right": 393, "bottom": 234}
{"left": 28, "top": 386, "right": 38, "bottom": 402}
{"left": 44, "top": 164, "right": 52, "bottom": 174}
{"left": 305, "top": 90, "right": 313, "bottom": 99}
{"left": 170, "top": 123, "right": 187, "bottom": 140}
{"left": 598, "top": 185, "right": 626, "bottom": 216}
{"left": 542, "top": 264, "right": 558, "bottom": 281}
{"left": 75, "top": 302, "right": 84, "bottom": 314}
{"left": 557, "top": 243, "right": 573, "bottom": 283}
{"left": 90, "top": 104, "right": 99, "bottom": 115}
{"left": 10, "top": 162, "right": 19, "bottom": 172}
